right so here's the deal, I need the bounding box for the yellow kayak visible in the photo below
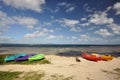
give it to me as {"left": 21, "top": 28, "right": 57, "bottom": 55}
{"left": 92, "top": 53, "right": 113, "bottom": 61}
{"left": 101, "top": 55, "right": 113, "bottom": 61}
{"left": 91, "top": 53, "right": 100, "bottom": 57}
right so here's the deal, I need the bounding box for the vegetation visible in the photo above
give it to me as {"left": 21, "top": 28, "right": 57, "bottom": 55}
{"left": 17, "top": 71, "right": 45, "bottom": 80}
{"left": 0, "top": 71, "right": 21, "bottom": 80}
{"left": 114, "top": 68, "right": 120, "bottom": 72}
{"left": 0, "top": 54, "right": 51, "bottom": 65}
{"left": 49, "top": 74, "right": 73, "bottom": 80}
{"left": 0, "top": 71, "right": 73, "bottom": 80}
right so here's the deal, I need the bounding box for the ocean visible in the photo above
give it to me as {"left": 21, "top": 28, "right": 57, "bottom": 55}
{"left": 0, "top": 43, "right": 120, "bottom": 57}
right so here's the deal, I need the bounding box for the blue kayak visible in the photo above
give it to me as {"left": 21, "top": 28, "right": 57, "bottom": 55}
{"left": 4, "top": 53, "right": 27, "bottom": 62}
{"left": 15, "top": 54, "right": 35, "bottom": 62}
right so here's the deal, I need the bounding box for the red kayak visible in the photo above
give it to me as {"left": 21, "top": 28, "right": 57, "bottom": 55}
{"left": 82, "top": 53, "right": 101, "bottom": 62}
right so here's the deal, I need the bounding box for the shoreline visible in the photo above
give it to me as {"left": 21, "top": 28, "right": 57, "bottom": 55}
{"left": 0, "top": 46, "right": 120, "bottom": 56}
{"left": 0, "top": 55, "right": 120, "bottom": 80}
{"left": 0, "top": 47, "right": 120, "bottom": 80}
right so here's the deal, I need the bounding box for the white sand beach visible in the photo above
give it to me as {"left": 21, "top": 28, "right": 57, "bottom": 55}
{"left": 0, "top": 55, "right": 120, "bottom": 80}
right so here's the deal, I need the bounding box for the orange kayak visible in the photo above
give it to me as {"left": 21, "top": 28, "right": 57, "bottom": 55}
{"left": 101, "top": 55, "right": 113, "bottom": 61}
{"left": 82, "top": 53, "right": 101, "bottom": 62}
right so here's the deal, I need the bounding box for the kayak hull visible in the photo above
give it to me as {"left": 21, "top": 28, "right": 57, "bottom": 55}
{"left": 4, "top": 53, "right": 27, "bottom": 62}
{"left": 15, "top": 54, "right": 35, "bottom": 62}
{"left": 28, "top": 54, "right": 45, "bottom": 61}
{"left": 101, "top": 55, "right": 113, "bottom": 61}
{"left": 82, "top": 53, "right": 101, "bottom": 62}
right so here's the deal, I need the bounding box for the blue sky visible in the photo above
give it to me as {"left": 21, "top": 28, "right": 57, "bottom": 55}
{"left": 0, "top": 0, "right": 120, "bottom": 44}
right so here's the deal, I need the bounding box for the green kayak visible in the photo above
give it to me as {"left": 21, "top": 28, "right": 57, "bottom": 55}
{"left": 28, "top": 54, "right": 45, "bottom": 61}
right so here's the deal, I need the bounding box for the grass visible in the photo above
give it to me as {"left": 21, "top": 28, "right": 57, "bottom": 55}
{"left": 0, "top": 71, "right": 73, "bottom": 80}
{"left": 0, "top": 71, "right": 21, "bottom": 80}
{"left": 0, "top": 54, "right": 51, "bottom": 65}
{"left": 49, "top": 74, "right": 73, "bottom": 80}
{"left": 17, "top": 71, "right": 45, "bottom": 80}
{"left": 114, "top": 68, "right": 120, "bottom": 72}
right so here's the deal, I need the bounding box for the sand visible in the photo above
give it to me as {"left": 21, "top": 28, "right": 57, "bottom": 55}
{"left": 0, "top": 55, "right": 120, "bottom": 80}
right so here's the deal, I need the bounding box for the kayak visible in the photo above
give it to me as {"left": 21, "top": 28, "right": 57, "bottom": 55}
{"left": 92, "top": 53, "right": 113, "bottom": 61}
{"left": 82, "top": 53, "right": 101, "bottom": 62}
{"left": 101, "top": 55, "right": 113, "bottom": 61}
{"left": 91, "top": 53, "right": 100, "bottom": 57}
{"left": 4, "top": 53, "right": 27, "bottom": 62}
{"left": 28, "top": 54, "right": 45, "bottom": 61}
{"left": 15, "top": 54, "right": 35, "bottom": 62}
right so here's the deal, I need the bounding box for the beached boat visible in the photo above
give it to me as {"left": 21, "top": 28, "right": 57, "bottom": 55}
{"left": 91, "top": 53, "right": 113, "bottom": 61}
{"left": 101, "top": 55, "right": 113, "bottom": 61}
{"left": 28, "top": 54, "right": 45, "bottom": 61}
{"left": 91, "top": 53, "right": 100, "bottom": 57}
{"left": 15, "top": 54, "right": 35, "bottom": 62}
{"left": 4, "top": 53, "right": 27, "bottom": 62}
{"left": 82, "top": 53, "right": 101, "bottom": 62}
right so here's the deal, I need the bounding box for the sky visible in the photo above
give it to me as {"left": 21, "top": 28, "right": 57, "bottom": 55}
{"left": 0, "top": 0, "right": 120, "bottom": 44}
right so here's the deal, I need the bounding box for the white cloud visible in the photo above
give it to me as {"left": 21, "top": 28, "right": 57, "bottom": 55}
{"left": 47, "top": 7, "right": 60, "bottom": 13}
{"left": 46, "top": 35, "right": 64, "bottom": 40}
{"left": 65, "top": 3, "right": 75, "bottom": 8}
{"left": 46, "top": 35, "right": 56, "bottom": 39}
{"left": 0, "top": 10, "right": 7, "bottom": 17}
{"left": 55, "top": 28, "right": 62, "bottom": 31}
{"left": 66, "top": 6, "right": 75, "bottom": 12}
{"left": 42, "top": 28, "right": 54, "bottom": 33}
{"left": 88, "top": 26, "right": 97, "bottom": 31}
{"left": 57, "top": 2, "right": 76, "bottom": 12}
{"left": 43, "top": 22, "right": 52, "bottom": 26}
{"left": 3, "top": 0, "right": 45, "bottom": 12}
{"left": 58, "top": 18, "right": 81, "bottom": 32}
{"left": 54, "top": 7, "right": 60, "bottom": 13}
{"left": 81, "top": 18, "right": 87, "bottom": 21}
{"left": 109, "top": 23, "right": 120, "bottom": 35}
{"left": 71, "top": 36, "right": 77, "bottom": 39}
{"left": 84, "top": 3, "right": 95, "bottom": 12}
{"left": 0, "top": 26, "right": 9, "bottom": 35}
{"left": 0, "top": 10, "right": 39, "bottom": 29}
{"left": 95, "top": 29, "right": 113, "bottom": 37}
{"left": 80, "top": 34, "right": 90, "bottom": 41}
{"left": 80, "top": 22, "right": 90, "bottom": 26}
{"left": 79, "top": 34, "right": 101, "bottom": 42}
{"left": 13, "top": 16, "right": 38, "bottom": 25}
{"left": 24, "top": 28, "right": 54, "bottom": 39}
{"left": 65, "top": 3, "right": 76, "bottom": 12}
{"left": 61, "top": 18, "right": 79, "bottom": 27}
{"left": 13, "top": 16, "right": 39, "bottom": 29}
{"left": 0, "top": 11, "right": 12, "bottom": 34}
{"left": 106, "top": 37, "right": 120, "bottom": 43}
{"left": 105, "top": 6, "right": 112, "bottom": 12}
{"left": 70, "top": 27, "right": 81, "bottom": 32}
{"left": 0, "top": 11, "right": 15, "bottom": 27}
{"left": 26, "top": 25, "right": 34, "bottom": 29}
{"left": 113, "top": 2, "right": 120, "bottom": 15}
{"left": 0, "top": 36, "right": 12, "bottom": 42}
{"left": 89, "top": 12, "right": 114, "bottom": 25}
{"left": 24, "top": 31, "right": 45, "bottom": 39}
{"left": 57, "top": 2, "right": 67, "bottom": 6}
